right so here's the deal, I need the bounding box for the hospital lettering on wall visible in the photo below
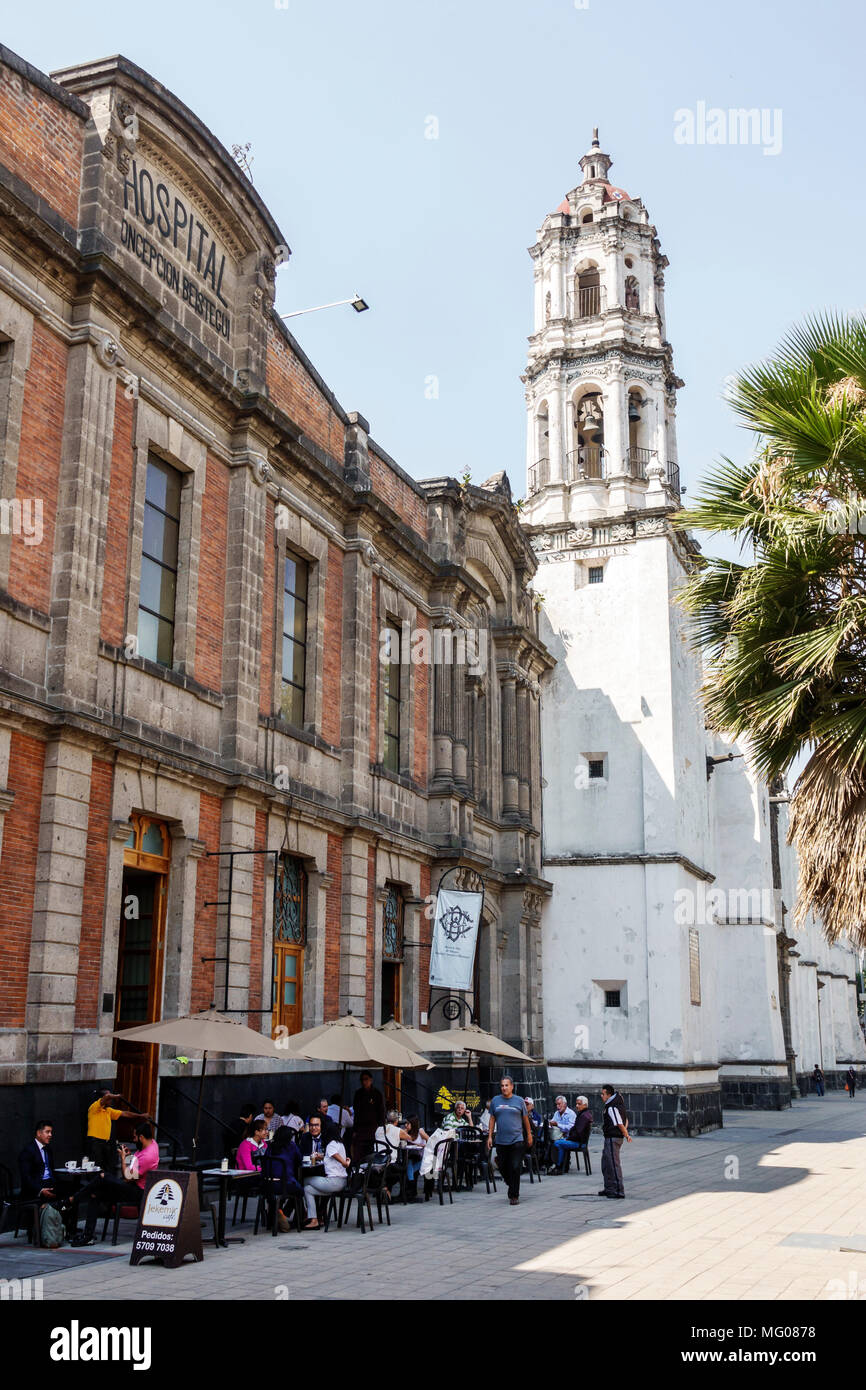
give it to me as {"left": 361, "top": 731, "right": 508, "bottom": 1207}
{"left": 120, "top": 159, "right": 232, "bottom": 341}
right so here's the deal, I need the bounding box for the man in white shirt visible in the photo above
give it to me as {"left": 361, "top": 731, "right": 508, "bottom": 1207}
{"left": 326, "top": 1096, "right": 353, "bottom": 1132}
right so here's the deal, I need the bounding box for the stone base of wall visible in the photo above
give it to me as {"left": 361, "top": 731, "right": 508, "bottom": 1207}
{"left": 549, "top": 1084, "right": 722, "bottom": 1137}
{"left": 721, "top": 1076, "right": 792, "bottom": 1111}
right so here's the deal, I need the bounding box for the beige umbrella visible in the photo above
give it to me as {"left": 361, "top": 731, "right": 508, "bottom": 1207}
{"left": 421, "top": 1023, "right": 538, "bottom": 1113}
{"left": 111, "top": 1009, "right": 285, "bottom": 1151}
{"left": 290, "top": 1013, "right": 433, "bottom": 1117}
{"left": 422, "top": 1024, "right": 536, "bottom": 1062}
{"left": 377, "top": 1017, "right": 437, "bottom": 1052}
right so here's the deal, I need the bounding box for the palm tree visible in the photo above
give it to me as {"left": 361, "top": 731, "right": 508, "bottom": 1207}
{"left": 676, "top": 312, "right": 866, "bottom": 949}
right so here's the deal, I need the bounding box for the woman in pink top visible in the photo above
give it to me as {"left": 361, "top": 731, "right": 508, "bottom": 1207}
{"left": 236, "top": 1119, "right": 268, "bottom": 1171}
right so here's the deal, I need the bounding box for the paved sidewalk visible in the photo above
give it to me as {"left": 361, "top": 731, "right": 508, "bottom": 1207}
{"left": 9, "top": 1094, "right": 865, "bottom": 1301}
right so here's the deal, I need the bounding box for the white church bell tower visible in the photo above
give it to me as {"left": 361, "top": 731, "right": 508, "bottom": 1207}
{"left": 523, "top": 133, "right": 866, "bottom": 1134}
{"left": 523, "top": 133, "right": 722, "bottom": 1133}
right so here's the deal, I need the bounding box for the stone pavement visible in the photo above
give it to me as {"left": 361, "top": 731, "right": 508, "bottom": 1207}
{"left": 7, "top": 1094, "right": 865, "bottom": 1301}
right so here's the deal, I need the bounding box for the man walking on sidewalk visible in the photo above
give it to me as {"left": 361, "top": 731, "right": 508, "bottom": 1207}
{"left": 598, "top": 1084, "right": 632, "bottom": 1199}
{"left": 846, "top": 1066, "right": 858, "bottom": 1099}
{"left": 487, "top": 1075, "right": 534, "bottom": 1206}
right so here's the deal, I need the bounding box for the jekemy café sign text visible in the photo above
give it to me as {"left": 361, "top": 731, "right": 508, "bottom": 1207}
{"left": 120, "top": 158, "right": 232, "bottom": 341}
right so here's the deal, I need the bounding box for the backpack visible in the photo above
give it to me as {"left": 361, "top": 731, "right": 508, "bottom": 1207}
{"left": 39, "top": 1202, "right": 65, "bottom": 1247}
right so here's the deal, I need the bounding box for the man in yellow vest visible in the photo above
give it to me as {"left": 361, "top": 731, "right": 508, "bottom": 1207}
{"left": 86, "top": 1090, "right": 147, "bottom": 1174}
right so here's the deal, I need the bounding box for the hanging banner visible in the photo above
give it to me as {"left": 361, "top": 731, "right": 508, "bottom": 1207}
{"left": 429, "top": 888, "right": 483, "bottom": 990}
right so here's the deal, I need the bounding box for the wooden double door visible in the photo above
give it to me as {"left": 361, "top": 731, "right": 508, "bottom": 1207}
{"left": 112, "top": 816, "right": 170, "bottom": 1118}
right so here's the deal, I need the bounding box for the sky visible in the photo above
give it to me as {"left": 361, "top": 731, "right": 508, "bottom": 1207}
{"left": 6, "top": 0, "right": 866, "bottom": 509}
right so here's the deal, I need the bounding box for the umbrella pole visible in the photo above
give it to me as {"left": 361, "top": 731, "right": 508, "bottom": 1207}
{"left": 193, "top": 1050, "right": 208, "bottom": 1154}
{"left": 464, "top": 1049, "right": 473, "bottom": 1110}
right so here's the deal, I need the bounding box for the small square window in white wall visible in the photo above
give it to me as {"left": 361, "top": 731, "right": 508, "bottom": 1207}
{"left": 604, "top": 989, "right": 621, "bottom": 1008}
{"left": 588, "top": 758, "right": 606, "bottom": 780}
{"left": 588, "top": 566, "right": 604, "bottom": 584}
{"left": 138, "top": 455, "right": 181, "bottom": 666}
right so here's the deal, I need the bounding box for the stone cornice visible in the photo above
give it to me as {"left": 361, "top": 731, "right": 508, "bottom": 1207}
{"left": 543, "top": 851, "right": 715, "bottom": 883}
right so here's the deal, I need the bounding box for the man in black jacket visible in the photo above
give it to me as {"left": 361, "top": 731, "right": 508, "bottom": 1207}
{"left": 598, "top": 1085, "right": 632, "bottom": 1199}
{"left": 18, "top": 1121, "right": 58, "bottom": 1202}
{"left": 297, "top": 1115, "right": 327, "bottom": 1171}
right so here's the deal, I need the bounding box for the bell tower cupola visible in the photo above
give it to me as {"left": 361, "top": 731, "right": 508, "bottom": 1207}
{"left": 521, "top": 135, "right": 682, "bottom": 530}
{"left": 578, "top": 128, "right": 613, "bottom": 185}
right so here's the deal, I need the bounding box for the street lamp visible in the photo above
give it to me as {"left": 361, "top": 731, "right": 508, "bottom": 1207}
{"left": 281, "top": 293, "right": 369, "bottom": 320}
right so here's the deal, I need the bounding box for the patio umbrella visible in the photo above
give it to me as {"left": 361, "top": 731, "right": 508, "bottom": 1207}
{"left": 111, "top": 1009, "right": 284, "bottom": 1152}
{"left": 377, "top": 1018, "right": 441, "bottom": 1115}
{"left": 421, "top": 1023, "right": 538, "bottom": 1113}
{"left": 290, "top": 1013, "right": 433, "bottom": 1116}
{"left": 377, "top": 1017, "right": 436, "bottom": 1052}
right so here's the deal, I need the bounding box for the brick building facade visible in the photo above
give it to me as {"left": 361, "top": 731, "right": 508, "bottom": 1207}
{"left": 0, "top": 46, "right": 552, "bottom": 1161}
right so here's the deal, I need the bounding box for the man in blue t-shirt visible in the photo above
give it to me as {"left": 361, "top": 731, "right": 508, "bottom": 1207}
{"left": 487, "top": 1076, "right": 534, "bottom": 1205}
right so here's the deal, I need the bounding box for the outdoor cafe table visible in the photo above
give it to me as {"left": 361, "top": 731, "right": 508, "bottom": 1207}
{"left": 200, "top": 1168, "right": 256, "bottom": 1247}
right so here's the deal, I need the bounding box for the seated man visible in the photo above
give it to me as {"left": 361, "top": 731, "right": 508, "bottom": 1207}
{"left": 547, "top": 1094, "right": 577, "bottom": 1170}
{"left": 524, "top": 1098, "right": 543, "bottom": 1133}
{"left": 550, "top": 1096, "right": 592, "bottom": 1174}
{"left": 442, "top": 1100, "right": 473, "bottom": 1131}
{"left": 18, "top": 1121, "right": 58, "bottom": 1204}
{"left": 297, "top": 1115, "right": 327, "bottom": 1168}
{"left": 310, "top": 1097, "right": 331, "bottom": 1127}
{"left": 326, "top": 1095, "right": 353, "bottom": 1134}
{"left": 73, "top": 1121, "right": 160, "bottom": 1245}
{"left": 18, "top": 1121, "right": 74, "bottom": 1243}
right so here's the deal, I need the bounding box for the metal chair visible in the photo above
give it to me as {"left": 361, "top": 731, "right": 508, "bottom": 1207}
{"left": 253, "top": 1157, "right": 305, "bottom": 1237}
{"left": 0, "top": 1162, "right": 43, "bottom": 1245}
{"left": 454, "top": 1128, "right": 485, "bottom": 1191}
{"left": 431, "top": 1137, "right": 457, "bottom": 1206}
{"left": 332, "top": 1156, "right": 388, "bottom": 1233}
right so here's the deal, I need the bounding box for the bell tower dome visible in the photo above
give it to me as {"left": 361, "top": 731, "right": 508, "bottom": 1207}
{"left": 521, "top": 134, "right": 682, "bottom": 529}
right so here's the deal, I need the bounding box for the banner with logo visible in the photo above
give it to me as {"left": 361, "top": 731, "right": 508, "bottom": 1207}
{"left": 429, "top": 888, "right": 483, "bottom": 990}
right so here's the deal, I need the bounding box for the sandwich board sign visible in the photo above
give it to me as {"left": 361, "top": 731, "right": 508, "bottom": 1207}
{"left": 129, "top": 1169, "right": 203, "bottom": 1267}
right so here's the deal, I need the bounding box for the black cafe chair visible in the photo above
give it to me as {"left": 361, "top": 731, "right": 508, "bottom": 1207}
{"left": 253, "top": 1157, "right": 305, "bottom": 1237}
{"left": 332, "top": 1155, "right": 390, "bottom": 1233}
{"left": 454, "top": 1127, "right": 485, "bottom": 1191}
{"left": 0, "top": 1162, "right": 43, "bottom": 1245}
{"left": 431, "top": 1137, "right": 457, "bottom": 1206}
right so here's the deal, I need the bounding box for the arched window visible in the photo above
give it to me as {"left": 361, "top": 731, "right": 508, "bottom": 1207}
{"left": 569, "top": 390, "right": 605, "bottom": 480}
{"left": 574, "top": 267, "right": 600, "bottom": 319}
{"left": 529, "top": 403, "right": 550, "bottom": 494}
{"left": 627, "top": 389, "right": 652, "bottom": 478}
